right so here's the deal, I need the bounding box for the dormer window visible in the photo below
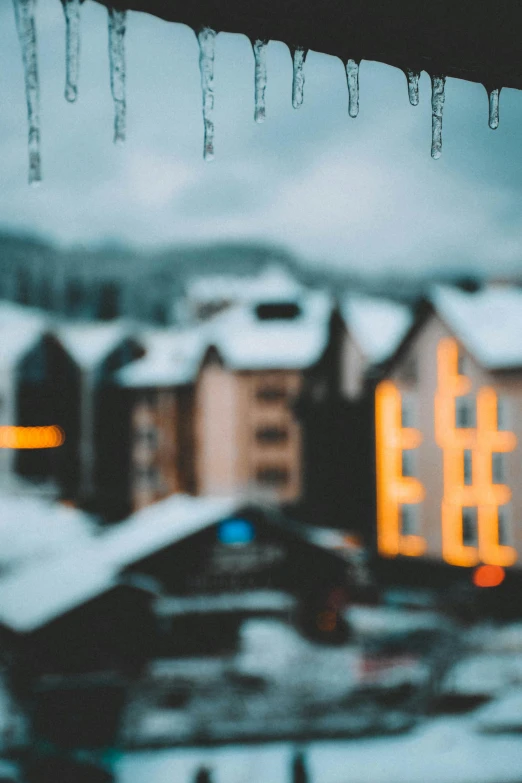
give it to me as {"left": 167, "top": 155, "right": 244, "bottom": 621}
{"left": 254, "top": 302, "right": 301, "bottom": 321}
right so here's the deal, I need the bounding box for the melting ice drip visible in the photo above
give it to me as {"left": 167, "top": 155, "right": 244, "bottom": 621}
{"left": 108, "top": 7, "right": 127, "bottom": 145}
{"left": 488, "top": 87, "right": 500, "bottom": 130}
{"left": 10, "top": 6, "right": 509, "bottom": 180}
{"left": 252, "top": 39, "right": 268, "bottom": 123}
{"left": 430, "top": 74, "right": 446, "bottom": 159}
{"left": 405, "top": 68, "right": 420, "bottom": 106}
{"left": 62, "top": 0, "right": 81, "bottom": 102}
{"left": 13, "top": 0, "right": 40, "bottom": 184}
{"left": 345, "top": 59, "right": 360, "bottom": 117}
{"left": 291, "top": 47, "right": 307, "bottom": 109}
{"left": 198, "top": 27, "right": 216, "bottom": 161}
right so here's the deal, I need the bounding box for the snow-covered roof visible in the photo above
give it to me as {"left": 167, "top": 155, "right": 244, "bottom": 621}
{"left": 0, "top": 300, "right": 47, "bottom": 369}
{"left": 431, "top": 284, "right": 522, "bottom": 370}
{"left": 205, "top": 289, "right": 332, "bottom": 371}
{"left": 0, "top": 491, "right": 95, "bottom": 573}
{"left": 186, "top": 264, "right": 304, "bottom": 306}
{"left": 57, "top": 320, "right": 134, "bottom": 371}
{"left": 342, "top": 295, "right": 413, "bottom": 365}
{"left": 0, "top": 494, "right": 239, "bottom": 633}
{"left": 117, "top": 328, "right": 205, "bottom": 388}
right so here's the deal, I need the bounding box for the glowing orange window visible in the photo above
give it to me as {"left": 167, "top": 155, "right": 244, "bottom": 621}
{"left": 375, "top": 381, "right": 426, "bottom": 558}
{"left": 435, "top": 338, "right": 517, "bottom": 567}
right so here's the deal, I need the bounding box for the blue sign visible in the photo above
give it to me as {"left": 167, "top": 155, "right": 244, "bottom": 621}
{"left": 218, "top": 519, "right": 255, "bottom": 546}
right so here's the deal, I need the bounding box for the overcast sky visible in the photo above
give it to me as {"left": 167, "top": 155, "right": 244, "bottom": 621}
{"left": 1, "top": 1, "right": 522, "bottom": 275}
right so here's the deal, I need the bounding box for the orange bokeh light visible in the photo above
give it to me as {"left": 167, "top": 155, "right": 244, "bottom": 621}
{"left": 436, "top": 339, "right": 517, "bottom": 568}
{"left": 0, "top": 425, "right": 65, "bottom": 449}
{"left": 375, "top": 380, "right": 426, "bottom": 558}
{"left": 473, "top": 564, "right": 506, "bottom": 588}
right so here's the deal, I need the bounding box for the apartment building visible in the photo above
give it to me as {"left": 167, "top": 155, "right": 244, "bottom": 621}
{"left": 375, "top": 284, "right": 522, "bottom": 573}
{"left": 117, "top": 290, "right": 333, "bottom": 514}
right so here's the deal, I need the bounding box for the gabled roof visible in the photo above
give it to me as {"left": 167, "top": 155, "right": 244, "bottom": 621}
{"left": 203, "top": 290, "right": 333, "bottom": 372}
{"left": 0, "top": 300, "right": 47, "bottom": 370}
{"left": 186, "top": 264, "right": 304, "bottom": 308}
{"left": 117, "top": 328, "right": 205, "bottom": 388}
{"left": 0, "top": 495, "right": 239, "bottom": 633}
{"left": 342, "top": 295, "right": 413, "bottom": 366}
{"left": 430, "top": 285, "right": 522, "bottom": 371}
{"left": 57, "top": 320, "right": 135, "bottom": 371}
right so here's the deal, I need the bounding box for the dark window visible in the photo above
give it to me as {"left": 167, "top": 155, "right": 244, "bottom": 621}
{"left": 401, "top": 397, "right": 414, "bottom": 428}
{"left": 402, "top": 355, "right": 418, "bottom": 383}
{"left": 462, "top": 507, "right": 478, "bottom": 546}
{"left": 457, "top": 351, "right": 467, "bottom": 376}
{"left": 256, "top": 426, "right": 288, "bottom": 445}
{"left": 255, "top": 302, "right": 301, "bottom": 321}
{"left": 492, "top": 452, "right": 505, "bottom": 484}
{"left": 456, "top": 396, "right": 476, "bottom": 428}
{"left": 400, "top": 504, "right": 418, "bottom": 536}
{"left": 135, "top": 427, "right": 158, "bottom": 449}
{"left": 463, "top": 449, "right": 473, "bottom": 485}
{"left": 497, "top": 397, "right": 509, "bottom": 431}
{"left": 256, "top": 466, "right": 289, "bottom": 486}
{"left": 401, "top": 450, "right": 415, "bottom": 477}
{"left": 135, "top": 464, "right": 159, "bottom": 487}
{"left": 498, "top": 507, "right": 510, "bottom": 546}
{"left": 256, "top": 386, "right": 286, "bottom": 403}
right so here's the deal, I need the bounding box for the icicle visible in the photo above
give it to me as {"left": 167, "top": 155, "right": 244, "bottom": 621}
{"left": 405, "top": 68, "right": 420, "bottom": 106}
{"left": 252, "top": 39, "right": 268, "bottom": 123}
{"left": 345, "top": 59, "right": 360, "bottom": 118}
{"left": 62, "top": 0, "right": 81, "bottom": 102}
{"left": 197, "top": 27, "right": 216, "bottom": 161}
{"left": 13, "top": 0, "right": 41, "bottom": 184}
{"left": 291, "top": 47, "right": 307, "bottom": 109}
{"left": 430, "top": 74, "right": 446, "bottom": 160}
{"left": 107, "top": 7, "right": 127, "bottom": 145}
{"left": 488, "top": 87, "right": 500, "bottom": 130}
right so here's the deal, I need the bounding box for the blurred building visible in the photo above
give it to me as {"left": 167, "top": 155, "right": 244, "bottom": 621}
{"left": 375, "top": 284, "right": 522, "bottom": 575}
{"left": 117, "top": 285, "right": 334, "bottom": 518}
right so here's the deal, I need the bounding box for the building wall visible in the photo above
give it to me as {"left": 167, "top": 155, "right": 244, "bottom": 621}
{"left": 377, "top": 313, "right": 522, "bottom": 570}
{"left": 340, "top": 331, "right": 367, "bottom": 401}
{"left": 194, "top": 358, "right": 303, "bottom": 502}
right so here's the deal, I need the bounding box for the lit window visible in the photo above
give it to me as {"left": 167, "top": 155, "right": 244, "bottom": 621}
{"left": 400, "top": 504, "right": 418, "bottom": 536}
{"left": 462, "top": 507, "right": 478, "bottom": 546}
{"left": 455, "top": 396, "right": 476, "bottom": 428}
{"left": 401, "top": 450, "right": 415, "bottom": 477}
{"left": 256, "top": 466, "right": 289, "bottom": 486}
{"left": 498, "top": 507, "right": 510, "bottom": 546}
{"left": 463, "top": 449, "right": 473, "bottom": 485}
{"left": 255, "top": 426, "right": 288, "bottom": 445}
{"left": 492, "top": 452, "right": 505, "bottom": 484}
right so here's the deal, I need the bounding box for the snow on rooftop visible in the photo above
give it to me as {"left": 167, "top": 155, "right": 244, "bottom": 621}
{"left": 205, "top": 289, "right": 332, "bottom": 371}
{"left": 117, "top": 328, "right": 205, "bottom": 388}
{"left": 116, "top": 715, "right": 522, "bottom": 783}
{"left": 0, "top": 494, "right": 239, "bottom": 633}
{"left": 474, "top": 686, "right": 522, "bottom": 733}
{"left": 0, "top": 491, "right": 95, "bottom": 573}
{"left": 431, "top": 284, "right": 522, "bottom": 370}
{"left": 342, "top": 295, "right": 413, "bottom": 365}
{"left": 186, "top": 263, "right": 303, "bottom": 305}
{"left": 57, "top": 319, "right": 134, "bottom": 371}
{"left": 0, "top": 300, "right": 47, "bottom": 369}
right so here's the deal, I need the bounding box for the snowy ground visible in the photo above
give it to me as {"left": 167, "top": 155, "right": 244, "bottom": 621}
{"left": 116, "top": 714, "right": 522, "bottom": 783}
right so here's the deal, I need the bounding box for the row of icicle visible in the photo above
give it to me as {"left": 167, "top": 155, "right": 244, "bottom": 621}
{"left": 13, "top": 0, "right": 503, "bottom": 183}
